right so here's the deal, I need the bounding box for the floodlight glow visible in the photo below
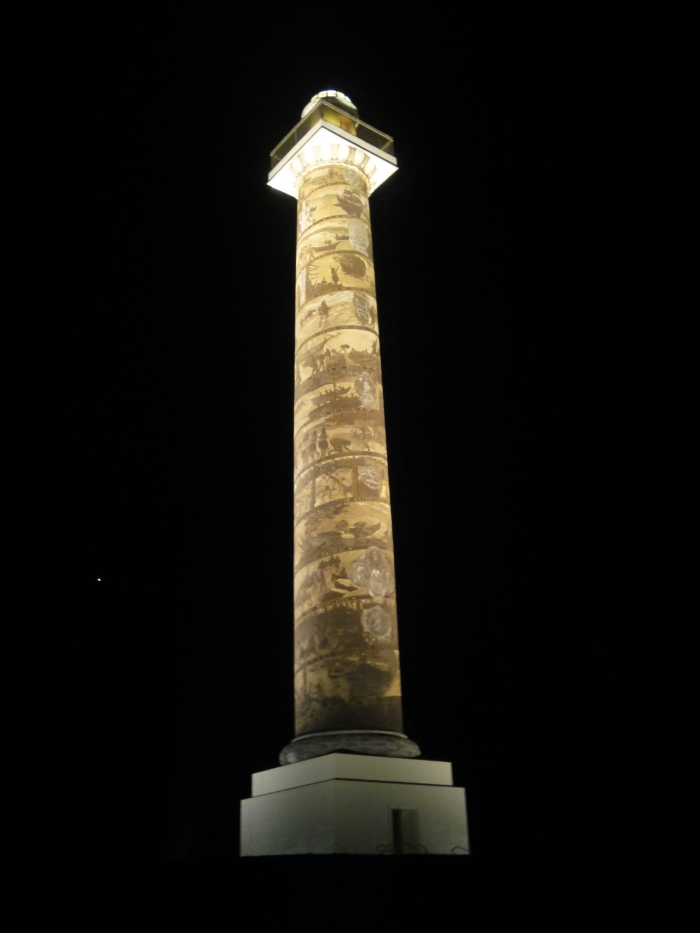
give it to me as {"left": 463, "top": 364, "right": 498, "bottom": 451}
{"left": 268, "top": 96, "right": 397, "bottom": 200}
{"left": 241, "top": 92, "right": 470, "bottom": 859}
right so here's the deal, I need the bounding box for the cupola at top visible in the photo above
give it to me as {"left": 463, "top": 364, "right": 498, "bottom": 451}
{"left": 301, "top": 90, "right": 358, "bottom": 118}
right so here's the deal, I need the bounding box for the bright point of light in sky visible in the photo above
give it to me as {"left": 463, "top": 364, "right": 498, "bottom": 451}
{"left": 97, "top": 578, "right": 101, "bottom": 582}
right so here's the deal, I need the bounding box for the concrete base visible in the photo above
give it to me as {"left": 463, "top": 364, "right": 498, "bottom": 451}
{"left": 240, "top": 753, "right": 469, "bottom": 856}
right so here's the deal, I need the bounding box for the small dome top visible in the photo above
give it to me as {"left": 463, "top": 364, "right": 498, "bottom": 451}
{"left": 301, "top": 90, "right": 358, "bottom": 118}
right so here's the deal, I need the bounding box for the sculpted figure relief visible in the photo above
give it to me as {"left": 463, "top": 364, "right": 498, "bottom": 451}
{"left": 362, "top": 605, "right": 392, "bottom": 640}
{"left": 293, "top": 158, "right": 402, "bottom": 734}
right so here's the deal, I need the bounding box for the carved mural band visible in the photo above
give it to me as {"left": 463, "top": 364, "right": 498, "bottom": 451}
{"left": 293, "top": 154, "right": 403, "bottom": 737}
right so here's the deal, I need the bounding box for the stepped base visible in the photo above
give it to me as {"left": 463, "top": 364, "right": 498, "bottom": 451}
{"left": 240, "top": 753, "right": 469, "bottom": 856}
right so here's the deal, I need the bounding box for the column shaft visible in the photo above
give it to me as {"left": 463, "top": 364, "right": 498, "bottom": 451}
{"left": 293, "top": 158, "right": 402, "bottom": 738}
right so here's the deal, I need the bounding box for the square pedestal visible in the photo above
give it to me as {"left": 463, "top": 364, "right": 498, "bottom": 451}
{"left": 240, "top": 753, "right": 469, "bottom": 856}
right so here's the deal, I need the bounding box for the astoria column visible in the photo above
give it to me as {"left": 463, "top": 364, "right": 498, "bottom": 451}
{"left": 269, "top": 92, "right": 421, "bottom": 765}
{"left": 239, "top": 92, "right": 469, "bottom": 856}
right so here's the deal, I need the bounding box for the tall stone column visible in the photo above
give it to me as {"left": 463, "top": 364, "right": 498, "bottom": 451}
{"left": 274, "top": 95, "right": 420, "bottom": 764}
{"left": 239, "top": 94, "right": 469, "bottom": 856}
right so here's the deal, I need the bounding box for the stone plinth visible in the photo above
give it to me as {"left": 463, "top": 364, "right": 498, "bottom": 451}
{"left": 240, "top": 753, "right": 469, "bottom": 856}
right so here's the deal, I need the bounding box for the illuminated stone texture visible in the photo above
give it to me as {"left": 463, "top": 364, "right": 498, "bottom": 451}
{"left": 293, "top": 161, "right": 400, "bottom": 735}
{"left": 271, "top": 93, "right": 419, "bottom": 764}
{"left": 239, "top": 95, "right": 469, "bottom": 857}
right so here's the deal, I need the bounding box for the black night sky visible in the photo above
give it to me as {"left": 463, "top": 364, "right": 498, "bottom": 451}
{"left": 5, "top": 8, "right": 691, "bottom": 924}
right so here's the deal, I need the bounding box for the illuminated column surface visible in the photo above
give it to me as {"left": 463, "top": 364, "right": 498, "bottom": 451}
{"left": 271, "top": 92, "right": 420, "bottom": 765}
{"left": 239, "top": 93, "right": 469, "bottom": 856}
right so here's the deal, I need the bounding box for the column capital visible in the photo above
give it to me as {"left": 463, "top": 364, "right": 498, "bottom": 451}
{"left": 268, "top": 103, "right": 397, "bottom": 199}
